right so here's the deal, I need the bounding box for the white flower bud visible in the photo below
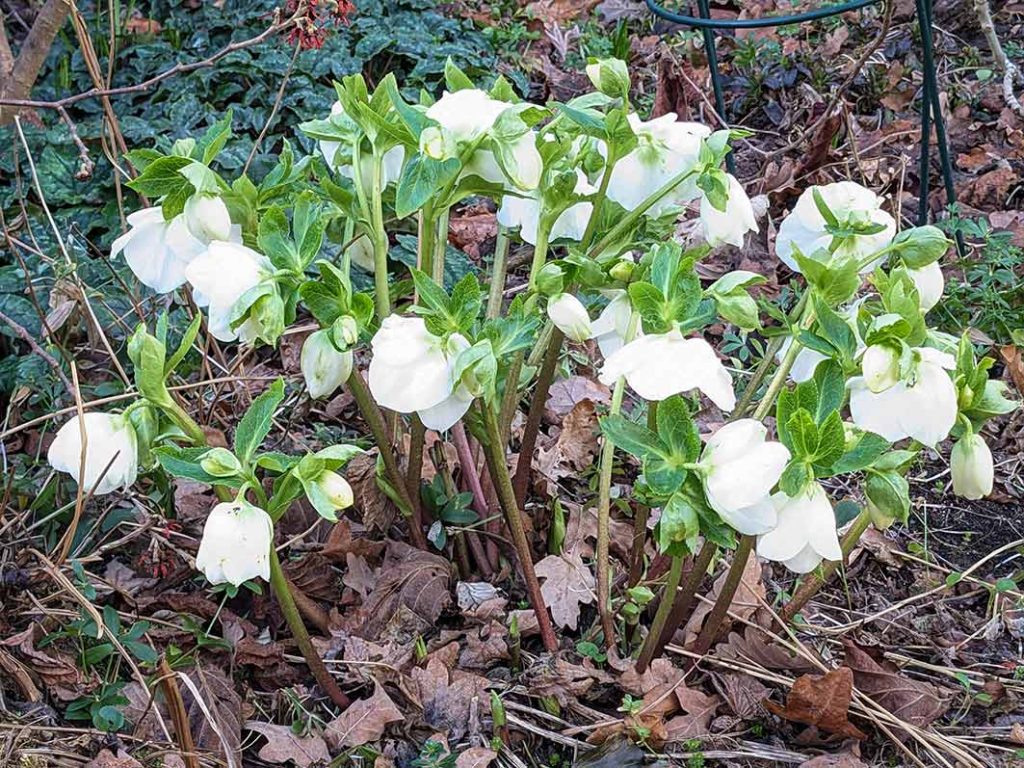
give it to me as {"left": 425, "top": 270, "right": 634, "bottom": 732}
{"left": 547, "top": 293, "right": 593, "bottom": 342}
{"left": 47, "top": 412, "right": 139, "bottom": 496}
{"left": 316, "top": 471, "right": 354, "bottom": 510}
{"left": 907, "top": 260, "right": 944, "bottom": 312}
{"left": 183, "top": 194, "right": 233, "bottom": 243}
{"left": 302, "top": 329, "right": 354, "bottom": 400}
{"left": 862, "top": 344, "right": 900, "bottom": 393}
{"left": 951, "top": 433, "right": 994, "bottom": 500}
{"left": 195, "top": 500, "right": 273, "bottom": 586}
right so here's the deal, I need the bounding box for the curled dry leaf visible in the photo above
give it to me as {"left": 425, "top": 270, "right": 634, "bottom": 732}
{"left": 409, "top": 657, "right": 490, "bottom": 743}
{"left": 534, "top": 548, "right": 596, "bottom": 630}
{"left": 682, "top": 555, "right": 765, "bottom": 647}
{"left": 245, "top": 721, "right": 330, "bottom": 768}
{"left": 324, "top": 682, "right": 403, "bottom": 749}
{"left": 84, "top": 749, "right": 144, "bottom": 768}
{"left": 1, "top": 624, "right": 84, "bottom": 701}
{"left": 842, "top": 640, "right": 952, "bottom": 729}
{"left": 664, "top": 685, "right": 721, "bottom": 743}
{"left": 454, "top": 746, "right": 497, "bottom": 768}
{"left": 357, "top": 540, "right": 452, "bottom": 639}
{"left": 764, "top": 666, "right": 867, "bottom": 740}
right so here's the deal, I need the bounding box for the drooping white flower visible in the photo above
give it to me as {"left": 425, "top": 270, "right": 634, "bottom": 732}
{"left": 497, "top": 169, "right": 595, "bottom": 245}
{"left": 599, "top": 328, "right": 735, "bottom": 410}
{"left": 47, "top": 412, "right": 138, "bottom": 496}
{"left": 302, "top": 330, "right": 354, "bottom": 400}
{"left": 368, "top": 315, "right": 472, "bottom": 430}
{"left": 861, "top": 344, "right": 900, "bottom": 393}
{"left": 183, "top": 194, "right": 233, "bottom": 243}
{"left": 700, "top": 174, "right": 758, "bottom": 247}
{"left": 907, "top": 260, "right": 944, "bottom": 312}
{"left": 603, "top": 113, "right": 710, "bottom": 217}
{"left": 195, "top": 500, "right": 273, "bottom": 586}
{"left": 111, "top": 207, "right": 207, "bottom": 293}
{"left": 184, "top": 241, "right": 273, "bottom": 343}
{"left": 775, "top": 181, "right": 897, "bottom": 273}
{"left": 698, "top": 419, "right": 791, "bottom": 535}
{"left": 424, "top": 89, "right": 510, "bottom": 149}
{"left": 756, "top": 483, "right": 842, "bottom": 574}
{"left": 591, "top": 290, "right": 634, "bottom": 358}
{"left": 778, "top": 300, "right": 866, "bottom": 382}
{"left": 547, "top": 294, "right": 592, "bottom": 342}
{"left": 314, "top": 470, "right": 355, "bottom": 511}
{"left": 848, "top": 347, "right": 957, "bottom": 446}
{"left": 951, "top": 433, "right": 994, "bottom": 500}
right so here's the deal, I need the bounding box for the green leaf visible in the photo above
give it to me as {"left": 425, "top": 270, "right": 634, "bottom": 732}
{"left": 164, "top": 314, "right": 202, "bottom": 376}
{"left": 812, "top": 360, "right": 847, "bottom": 420}
{"left": 779, "top": 460, "right": 813, "bottom": 497}
{"left": 829, "top": 431, "right": 889, "bottom": 474}
{"left": 865, "top": 469, "right": 910, "bottom": 526}
{"left": 234, "top": 378, "right": 286, "bottom": 463}
{"left": 812, "top": 410, "right": 846, "bottom": 469}
{"left": 657, "top": 492, "right": 700, "bottom": 554}
{"left": 786, "top": 408, "right": 819, "bottom": 459}
{"left": 395, "top": 155, "right": 461, "bottom": 218}
{"left": 444, "top": 57, "right": 476, "bottom": 91}
{"left": 197, "top": 110, "right": 233, "bottom": 165}
{"left": 599, "top": 415, "right": 667, "bottom": 462}
{"left": 628, "top": 282, "right": 670, "bottom": 334}
{"left": 126, "top": 155, "right": 192, "bottom": 197}
{"left": 813, "top": 296, "right": 857, "bottom": 361}
{"left": 656, "top": 396, "right": 700, "bottom": 462}
{"left": 155, "top": 446, "right": 243, "bottom": 487}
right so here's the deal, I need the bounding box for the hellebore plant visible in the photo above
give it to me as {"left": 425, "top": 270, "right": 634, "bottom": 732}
{"left": 49, "top": 56, "right": 1020, "bottom": 707}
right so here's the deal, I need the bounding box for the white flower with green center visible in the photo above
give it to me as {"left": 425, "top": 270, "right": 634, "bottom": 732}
{"left": 185, "top": 241, "right": 273, "bottom": 343}
{"left": 775, "top": 181, "right": 896, "bottom": 273}
{"left": 848, "top": 346, "right": 957, "bottom": 447}
{"left": 698, "top": 419, "right": 791, "bottom": 535}
{"left": 907, "top": 260, "right": 944, "bottom": 312}
{"left": 757, "top": 483, "right": 842, "bottom": 574}
{"left": 48, "top": 412, "right": 138, "bottom": 496}
{"left": 319, "top": 101, "right": 406, "bottom": 186}
{"left": 602, "top": 113, "right": 710, "bottom": 217}
{"left": 496, "top": 170, "right": 595, "bottom": 245}
{"left": 195, "top": 500, "right": 273, "bottom": 586}
{"left": 598, "top": 327, "right": 735, "bottom": 410}
{"left": 591, "top": 290, "right": 635, "bottom": 358}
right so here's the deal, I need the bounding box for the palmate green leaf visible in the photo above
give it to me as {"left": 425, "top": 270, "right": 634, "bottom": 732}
{"left": 627, "top": 282, "right": 670, "bottom": 334}
{"left": 656, "top": 396, "right": 700, "bottom": 462}
{"left": 812, "top": 410, "right": 846, "bottom": 469}
{"left": 829, "top": 431, "right": 889, "bottom": 474}
{"left": 126, "top": 155, "right": 192, "bottom": 197}
{"left": 645, "top": 454, "right": 689, "bottom": 497}
{"left": 396, "top": 155, "right": 460, "bottom": 218}
{"left": 155, "top": 446, "right": 243, "bottom": 488}
{"left": 599, "top": 415, "right": 667, "bottom": 462}
{"left": 234, "top": 378, "right": 286, "bottom": 463}
{"left": 785, "top": 408, "right": 818, "bottom": 459}
{"left": 779, "top": 459, "right": 813, "bottom": 497}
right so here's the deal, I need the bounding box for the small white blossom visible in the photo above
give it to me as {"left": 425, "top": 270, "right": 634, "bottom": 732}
{"left": 848, "top": 347, "right": 957, "bottom": 446}
{"left": 591, "top": 290, "right": 634, "bottom": 358}
{"left": 861, "top": 344, "right": 900, "bottom": 393}
{"left": 47, "top": 412, "right": 138, "bottom": 496}
{"left": 184, "top": 241, "right": 273, "bottom": 343}
{"left": 599, "top": 328, "right": 735, "bottom": 410}
{"left": 111, "top": 207, "right": 207, "bottom": 293}
{"left": 698, "top": 419, "right": 791, "bottom": 535}
{"left": 195, "top": 500, "right": 273, "bottom": 586}
{"left": 757, "top": 483, "right": 842, "bottom": 574}
{"left": 314, "top": 470, "right": 355, "bottom": 511}
{"left": 775, "top": 181, "right": 896, "bottom": 273}
{"left": 907, "top": 260, "right": 944, "bottom": 312}
{"left": 547, "top": 294, "right": 592, "bottom": 342}
{"left": 301, "top": 330, "right": 354, "bottom": 400}
{"left": 320, "top": 102, "right": 405, "bottom": 186}
{"left": 951, "top": 433, "right": 994, "bottom": 500}
{"left": 700, "top": 174, "right": 758, "bottom": 247}
{"left": 183, "top": 194, "right": 233, "bottom": 243}
{"left": 497, "top": 169, "right": 595, "bottom": 245}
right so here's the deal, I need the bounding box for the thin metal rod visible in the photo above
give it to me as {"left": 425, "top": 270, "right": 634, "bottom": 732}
{"left": 646, "top": 0, "right": 881, "bottom": 29}
{"left": 695, "top": 0, "right": 736, "bottom": 174}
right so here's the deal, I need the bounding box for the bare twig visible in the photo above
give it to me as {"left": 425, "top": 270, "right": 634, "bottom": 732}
{"left": 974, "top": 0, "right": 1024, "bottom": 116}
{"left": 0, "top": 308, "right": 73, "bottom": 393}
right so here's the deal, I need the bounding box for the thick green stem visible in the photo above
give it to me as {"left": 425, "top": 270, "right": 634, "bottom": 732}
{"left": 640, "top": 555, "right": 684, "bottom": 666}
{"left": 691, "top": 534, "right": 754, "bottom": 657}
{"left": 369, "top": 151, "right": 390, "bottom": 321}
{"left": 269, "top": 548, "right": 350, "bottom": 709}
{"left": 346, "top": 371, "right": 428, "bottom": 550}
{"left": 526, "top": 219, "right": 552, "bottom": 291}
{"left": 779, "top": 509, "right": 872, "bottom": 624}
{"left": 432, "top": 207, "right": 449, "bottom": 285}
{"left": 636, "top": 539, "right": 717, "bottom": 672}
{"left": 480, "top": 405, "right": 558, "bottom": 653}
{"left": 417, "top": 206, "right": 436, "bottom": 281}
{"left": 511, "top": 328, "right": 564, "bottom": 507}
{"left": 486, "top": 226, "right": 510, "bottom": 320}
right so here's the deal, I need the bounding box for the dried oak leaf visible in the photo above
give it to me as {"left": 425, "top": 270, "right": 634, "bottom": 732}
{"left": 2, "top": 624, "right": 84, "bottom": 700}
{"left": 665, "top": 685, "right": 720, "bottom": 742}
{"left": 409, "top": 657, "right": 490, "bottom": 742}
{"left": 245, "top": 721, "right": 331, "bottom": 768}
{"left": 85, "top": 749, "right": 143, "bottom": 768}
{"left": 534, "top": 548, "right": 596, "bottom": 630}
{"left": 682, "top": 555, "right": 764, "bottom": 647}
{"left": 563, "top": 504, "right": 633, "bottom": 561}
{"left": 324, "top": 682, "right": 403, "bottom": 750}
{"left": 346, "top": 451, "right": 397, "bottom": 532}
{"left": 765, "top": 667, "right": 867, "bottom": 740}
{"left": 358, "top": 540, "right": 452, "bottom": 639}
{"left": 842, "top": 640, "right": 951, "bottom": 728}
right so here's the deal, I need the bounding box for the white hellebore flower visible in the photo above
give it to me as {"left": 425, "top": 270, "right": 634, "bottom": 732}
{"left": 185, "top": 241, "right": 273, "bottom": 343}
{"left": 951, "top": 433, "right": 994, "bottom": 500}
{"left": 698, "top": 419, "right": 791, "bottom": 535}
{"left": 907, "top": 260, "right": 944, "bottom": 312}
{"left": 599, "top": 328, "right": 735, "bottom": 410}
{"left": 183, "top": 194, "right": 233, "bottom": 243}
{"left": 195, "top": 500, "right": 273, "bottom": 586}
{"left": 302, "top": 330, "right": 354, "bottom": 400}
{"left": 757, "top": 483, "right": 842, "bottom": 574}
{"left": 775, "top": 181, "right": 896, "bottom": 273}
{"left": 848, "top": 347, "right": 957, "bottom": 447}
{"left": 48, "top": 412, "right": 138, "bottom": 495}
{"left": 111, "top": 207, "right": 207, "bottom": 293}
{"left": 368, "top": 315, "right": 473, "bottom": 430}
{"left": 547, "top": 293, "right": 592, "bottom": 342}
{"left": 700, "top": 174, "right": 758, "bottom": 247}
{"left": 424, "top": 89, "right": 509, "bottom": 148}
{"left": 603, "top": 113, "right": 710, "bottom": 217}
{"left": 315, "top": 470, "right": 355, "bottom": 511}
{"left": 497, "top": 169, "right": 594, "bottom": 245}
{"left": 591, "top": 290, "right": 634, "bottom": 358}
{"left": 861, "top": 344, "right": 900, "bottom": 393}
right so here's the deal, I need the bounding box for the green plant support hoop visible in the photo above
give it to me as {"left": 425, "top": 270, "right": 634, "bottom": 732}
{"left": 646, "top": 0, "right": 965, "bottom": 252}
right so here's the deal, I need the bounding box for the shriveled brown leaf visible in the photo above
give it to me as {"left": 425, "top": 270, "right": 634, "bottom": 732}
{"left": 2, "top": 624, "right": 84, "bottom": 701}
{"left": 1000, "top": 345, "right": 1024, "bottom": 396}
{"left": 665, "top": 685, "right": 720, "bottom": 742}
{"left": 562, "top": 504, "right": 634, "bottom": 561}
{"left": 324, "top": 683, "right": 403, "bottom": 749}
{"left": 525, "top": 0, "right": 599, "bottom": 25}
{"left": 534, "top": 548, "right": 596, "bottom": 630}
{"left": 765, "top": 667, "right": 866, "bottom": 740}
{"left": 358, "top": 540, "right": 452, "bottom": 638}
{"left": 343, "top": 553, "right": 376, "bottom": 599}
{"left": 545, "top": 376, "right": 611, "bottom": 420}
{"left": 717, "top": 627, "right": 818, "bottom": 674}
{"left": 246, "top": 721, "right": 330, "bottom": 767}
{"left": 448, "top": 208, "right": 497, "bottom": 260}
{"left": 283, "top": 553, "right": 339, "bottom": 602}
{"left": 455, "top": 747, "right": 497, "bottom": 768}
{"left": 322, "top": 517, "right": 385, "bottom": 561}
{"left": 346, "top": 451, "right": 397, "bottom": 532}
{"left": 409, "top": 657, "right": 490, "bottom": 742}
{"left": 682, "top": 556, "right": 764, "bottom": 647}
{"left": 842, "top": 640, "right": 951, "bottom": 728}
{"left": 524, "top": 657, "right": 613, "bottom": 705}
{"left": 712, "top": 671, "right": 770, "bottom": 719}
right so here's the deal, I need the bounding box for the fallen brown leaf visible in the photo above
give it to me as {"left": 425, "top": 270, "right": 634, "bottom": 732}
{"left": 358, "top": 540, "right": 452, "bottom": 638}
{"left": 409, "top": 657, "right": 490, "bottom": 742}
{"left": 534, "top": 548, "right": 596, "bottom": 630}
{"left": 765, "top": 667, "right": 867, "bottom": 740}
{"left": 246, "top": 721, "right": 331, "bottom": 768}
{"left": 1000, "top": 345, "right": 1024, "bottom": 396}
{"left": 799, "top": 754, "right": 869, "bottom": 768}
{"left": 665, "top": 685, "right": 720, "bottom": 742}
{"left": 545, "top": 375, "right": 611, "bottom": 420}
{"left": 324, "top": 683, "right": 403, "bottom": 749}
{"left": 85, "top": 749, "right": 143, "bottom": 768}
{"left": 713, "top": 671, "right": 770, "bottom": 719}
{"left": 682, "top": 555, "right": 764, "bottom": 647}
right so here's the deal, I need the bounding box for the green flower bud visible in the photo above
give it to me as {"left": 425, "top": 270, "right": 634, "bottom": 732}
{"left": 201, "top": 447, "right": 242, "bottom": 478}
{"left": 585, "top": 58, "right": 630, "bottom": 100}
{"left": 609, "top": 258, "right": 634, "bottom": 283}
{"left": 891, "top": 225, "right": 950, "bottom": 268}
{"left": 535, "top": 262, "right": 565, "bottom": 297}
{"left": 331, "top": 315, "right": 360, "bottom": 351}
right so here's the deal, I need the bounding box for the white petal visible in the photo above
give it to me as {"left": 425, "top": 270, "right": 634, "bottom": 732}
{"left": 781, "top": 544, "right": 824, "bottom": 574}
{"left": 418, "top": 385, "right": 475, "bottom": 431}
{"left": 717, "top": 496, "right": 778, "bottom": 536}
{"left": 701, "top": 175, "right": 758, "bottom": 247}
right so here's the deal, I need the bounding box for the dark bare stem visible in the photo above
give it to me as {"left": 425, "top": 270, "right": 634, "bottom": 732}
{"left": 779, "top": 509, "right": 872, "bottom": 624}
{"left": 511, "top": 328, "right": 564, "bottom": 507}
{"left": 640, "top": 555, "right": 683, "bottom": 669}
{"left": 346, "top": 371, "right": 428, "bottom": 550}
{"left": 451, "top": 421, "right": 495, "bottom": 578}
{"left": 480, "top": 405, "right": 558, "bottom": 653}
{"left": 636, "top": 539, "right": 717, "bottom": 672}
{"left": 407, "top": 415, "right": 425, "bottom": 507}
{"left": 269, "top": 548, "right": 350, "bottom": 710}
{"left": 691, "top": 535, "right": 754, "bottom": 657}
